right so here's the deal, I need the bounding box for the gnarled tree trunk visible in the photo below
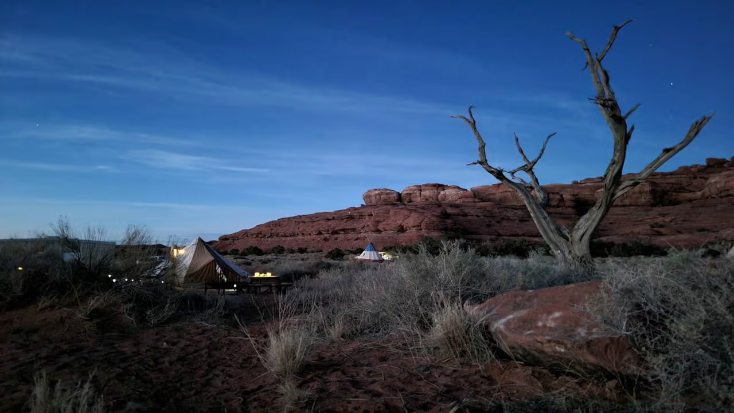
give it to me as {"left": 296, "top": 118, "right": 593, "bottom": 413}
{"left": 454, "top": 20, "right": 713, "bottom": 274}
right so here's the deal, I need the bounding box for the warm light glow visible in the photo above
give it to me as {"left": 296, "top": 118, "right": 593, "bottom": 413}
{"left": 108, "top": 274, "right": 112, "bottom": 278}
{"left": 161, "top": 281, "right": 164, "bottom": 284}
{"left": 172, "top": 247, "right": 186, "bottom": 257}
{"left": 17, "top": 267, "right": 23, "bottom": 271}
{"left": 234, "top": 284, "right": 237, "bottom": 288}
{"left": 113, "top": 279, "right": 117, "bottom": 283}
{"left": 253, "top": 272, "right": 276, "bottom": 277}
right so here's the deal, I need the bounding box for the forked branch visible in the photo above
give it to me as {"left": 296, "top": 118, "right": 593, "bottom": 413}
{"left": 507, "top": 133, "right": 556, "bottom": 207}
{"left": 451, "top": 106, "right": 505, "bottom": 178}
{"left": 452, "top": 106, "right": 556, "bottom": 208}
{"left": 613, "top": 114, "right": 714, "bottom": 201}
{"left": 597, "top": 19, "right": 634, "bottom": 63}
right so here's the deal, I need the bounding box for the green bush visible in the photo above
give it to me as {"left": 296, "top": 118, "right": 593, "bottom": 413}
{"left": 271, "top": 245, "right": 286, "bottom": 255}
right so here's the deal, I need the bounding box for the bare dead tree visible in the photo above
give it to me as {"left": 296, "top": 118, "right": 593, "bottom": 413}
{"left": 454, "top": 20, "right": 713, "bottom": 272}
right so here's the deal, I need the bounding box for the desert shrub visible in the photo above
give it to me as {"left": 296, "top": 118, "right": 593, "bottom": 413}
{"left": 296, "top": 247, "right": 308, "bottom": 254}
{"left": 268, "top": 258, "right": 332, "bottom": 281}
{"left": 591, "top": 240, "right": 668, "bottom": 258}
{"left": 228, "top": 249, "right": 240, "bottom": 255}
{"left": 474, "top": 252, "right": 591, "bottom": 300}
{"left": 592, "top": 252, "right": 734, "bottom": 410}
{"left": 413, "top": 237, "right": 442, "bottom": 255}
{"left": 241, "top": 246, "right": 264, "bottom": 256}
{"left": 0, "top": 240, "right": 92, "bottom": 310}
{"left": 476, "top": 238, "right": 535, "bottom": 258}
{"left": 29, "top": 370, "right": 105, "bottom": 413}
{"left": 324, "top": 248, "right": 346, "bottom": 260}
{"left": 271, "top": 245, "right": 286, "bottom": 255}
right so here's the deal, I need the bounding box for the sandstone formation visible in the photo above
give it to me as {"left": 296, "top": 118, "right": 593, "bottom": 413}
{"left": 464, "top": 281, "right": 639, "bottom": 375}
{"left": 213, "top": 158, "right": 734, "bottom": 253}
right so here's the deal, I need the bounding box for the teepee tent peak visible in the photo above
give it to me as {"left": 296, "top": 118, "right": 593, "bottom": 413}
{"left": 356, "top": 242, "right": 384, "bottom": 261}
{"left": 175, "top": 238, "right": 251, "bottom": 284}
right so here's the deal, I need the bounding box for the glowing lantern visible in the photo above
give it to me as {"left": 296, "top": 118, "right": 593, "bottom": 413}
{"left": 17, "top": 267, "right": 23, "bottom": 271}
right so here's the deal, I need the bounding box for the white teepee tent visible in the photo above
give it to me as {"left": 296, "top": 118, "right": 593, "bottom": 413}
{"left": 356, "top": 242, "right": 384, "bottom": 261}
{"left": 174, "top": 238, "right": 251, "bottom": 284}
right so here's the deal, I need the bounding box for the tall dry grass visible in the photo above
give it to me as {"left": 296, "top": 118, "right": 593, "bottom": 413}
{"left": 591, "top": 250, "right": 734, "bottom": 411}
{"left": 286, "top": 240, "right": 584, "bottom": 341}
{"left": 29, "top": 371, "right": 105, "bottom": 413}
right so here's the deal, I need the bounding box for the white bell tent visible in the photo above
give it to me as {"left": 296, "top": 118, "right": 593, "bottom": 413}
{"left": 356, "top": 242, "right": 384, "bottom": 261}
{"left": 174, "top": 238, "right": 251, "bottom": 284}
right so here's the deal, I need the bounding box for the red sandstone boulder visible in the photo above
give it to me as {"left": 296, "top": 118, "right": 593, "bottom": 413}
{"left": 471, "top": 185, "right": 524, "bottom": 206}
{"left": 706, "top": 158, "right": 727, "bottom": 167}
{"left": 401, "top": 184, "right": 446, "bottom": 204}
{"left": 438, "top": 186, "right": 475, "bottom": 203}
{"left": 464, "top": 281, "right": 639, "bottom": 375}
{"left": 363, "top": 188, "right": 401, "bottom": 205}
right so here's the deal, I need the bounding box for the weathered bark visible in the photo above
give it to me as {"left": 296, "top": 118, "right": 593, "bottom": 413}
{"left": 454, "top": 20, "right": 713, "bottom": 274}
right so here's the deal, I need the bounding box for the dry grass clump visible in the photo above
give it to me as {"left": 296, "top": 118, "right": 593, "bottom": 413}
{"left": 476, "top": 250, "right": 593, "bottom": 297}
{"left": 29, "top": 371, "right": 105, "bottom": 413}
{"left": 265, "top": 325, "right": 314, "bottom": 377}
{"left": 592, "top": 251, "right": 734, "bottom": 411}
{"left": 429, "top": 302, "right": 496, "bottom": 364}
{"left": 278, "top": 379, "right": 312, "bottom": 412}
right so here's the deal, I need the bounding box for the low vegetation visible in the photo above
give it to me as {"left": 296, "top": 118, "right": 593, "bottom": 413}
{"left": 2, "top": 217, "right": 732, "bottom": 411}
{"left": 279, "top": 241, "right": 733, "bottom": 411}
{"left": 29, "top": 371, "right": 105, "bottom": 413}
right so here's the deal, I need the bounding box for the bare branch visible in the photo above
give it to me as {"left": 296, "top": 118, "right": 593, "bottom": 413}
{"left": 614, "top": 114, "right": 714, "bottom": 201}
{"left": 567, "top": 31, "right": 604, "bottom": 96}
{"left": 624, "top": 104, "right": 641, "bottom": 119}
{"left": 452, "top": 106, "right": 505, "bottom": 179}
{"left": 506, "top": 133, "right": 556, "bottom": 208}
{"left": 568, "top": 20, "right": 633, "bottom": 99}
{"left": 598, "top": 19, "right": 634, "bottom": 63}
{"left": 513, "top": 132, "right": 555, "bottom": 169}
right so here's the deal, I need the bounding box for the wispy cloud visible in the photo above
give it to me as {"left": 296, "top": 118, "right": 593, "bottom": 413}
{"left": 0, "top": 34, "right": 453, "bottom": 116}
{"left": 120, "top": 149, "right": 269, "bottom": 173}
{"left": 0, "top": 160, "right": 117, "bottom": 172}
{"left": 0, "top": 196, "right": 239, "bottom": 211}
{"left": 0, "top": 123, "right": 202, "bottom": 146}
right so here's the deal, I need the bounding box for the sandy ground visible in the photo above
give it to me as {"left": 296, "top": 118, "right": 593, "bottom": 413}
{"left": 0, "top": 290, "right": 621, "bottom": 413}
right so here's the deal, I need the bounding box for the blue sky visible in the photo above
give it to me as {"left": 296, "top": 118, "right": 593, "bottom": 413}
{"left": 0, "top": 0, "right": 731, "bottom": 243}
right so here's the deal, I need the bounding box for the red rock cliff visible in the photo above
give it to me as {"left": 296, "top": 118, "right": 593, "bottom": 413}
{"left": 213, "top": 158, "right": 734, "bottom": 252}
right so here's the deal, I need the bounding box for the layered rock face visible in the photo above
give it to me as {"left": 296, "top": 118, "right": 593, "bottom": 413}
{"left": 214, "top": 158, "right": 734, "bottom": 252}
